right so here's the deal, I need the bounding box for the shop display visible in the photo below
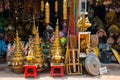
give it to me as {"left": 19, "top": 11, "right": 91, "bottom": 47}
{"left": 0, "top": 0, "right": 120, "bottom": 78}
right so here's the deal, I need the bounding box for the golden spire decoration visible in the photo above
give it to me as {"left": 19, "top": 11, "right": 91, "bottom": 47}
{"left": 41, "top": 0, "right": 44, "bottom": 12}
{"left": 32, "top": 15, "right": 37, "bottom": 35}
{"left": 14, "top": 30, "right": 21, "bottom": 52}
{"left": 50, "top": 19, "right": 64, "bottom": 64}
{"left": 63, "top": 0, "right": 67, "bottom": 20}
{"left": 45, "top": 2, "right": 50, "bottom": 24}
{"left": 11, "top": 30, "right": 24, "bottom": 73}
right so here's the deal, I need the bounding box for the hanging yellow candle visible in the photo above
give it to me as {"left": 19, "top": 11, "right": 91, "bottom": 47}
{"left": 41, "top": 0, "right": 44, "bottom": 12}
{"left": 63, "top": 0, "right": 67, "bottom": 20}
{"left": 45, "top": 2, "right": 50, "bottom": 23}
{"left": 55, "top": 0, "right": 58, "bottom": 13}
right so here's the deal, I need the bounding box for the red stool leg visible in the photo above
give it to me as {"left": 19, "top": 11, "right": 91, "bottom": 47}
{"left": 24, "top": 67, "right": 27, "bottom": 78}
{"left": 50, "top": 67, "right": 53, "bottom": 77}
{"left": 60, "top": 67, "right": 64, "bottom": 77}
{"left": 34, "top": 67, "right": 37, "bottom": 78}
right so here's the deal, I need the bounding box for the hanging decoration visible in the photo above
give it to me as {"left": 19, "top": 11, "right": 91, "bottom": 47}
{"left": 41, "top": 0, "right": 44, "bottom": 12}
{"left": 45, "top": 2, "right": 50, "bottom": 24}
{"left": 63, "top": 0, "right": 67, "bottom": 20}
{"left": 55, "top": 0, "right": 58, "bottom": 14}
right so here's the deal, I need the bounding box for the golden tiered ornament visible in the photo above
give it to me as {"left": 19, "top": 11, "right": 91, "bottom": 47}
{"left": 34, "top": 27, "right": 43, "bottom": 72}
{"left": 11, "top": 31, "right": 24, "bottom": 73}
{"left": 50, "top": 20, "right": 64, "bottom": 64}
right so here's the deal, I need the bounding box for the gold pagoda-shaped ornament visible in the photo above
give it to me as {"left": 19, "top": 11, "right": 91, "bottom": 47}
{"left": 34, "top": 27, "right": 43, "bottom": 72}
{"left": 11, "top": 30, "right": 24, "bottom": 73}
{"left": 50, "top": 19, "right": 64, "bottom": 64}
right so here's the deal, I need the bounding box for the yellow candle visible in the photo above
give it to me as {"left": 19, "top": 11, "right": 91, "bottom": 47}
{"left": 63, "top": 0, "right": 67, "bottom": 20}
{"left": 55, "top": 0, "right": 58, "bottom": 13}
{"left": 41, "top": 0, "right": 44, "bottom": 12}
{"left": 45, "top": 2, "right": 50, "bottom": 23}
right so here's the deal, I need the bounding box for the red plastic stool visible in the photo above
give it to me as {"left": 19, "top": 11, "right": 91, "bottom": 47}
{"left": 50, "top": 65, "right": 64, "bottom": 77}
{"left": 24, "top": 65, "right": 37, "bottom": 78}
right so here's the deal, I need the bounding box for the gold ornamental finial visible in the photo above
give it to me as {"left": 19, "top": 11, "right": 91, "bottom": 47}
{"left": 14, "top": 30, "right": 21, "bottom": 52}
{"left": 55, "top": 19, "right": 59, "bottom": 40}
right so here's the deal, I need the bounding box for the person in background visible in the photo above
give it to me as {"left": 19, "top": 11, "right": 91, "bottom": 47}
{"left": 0, "top": 28, "right": 7, "bottom": 62}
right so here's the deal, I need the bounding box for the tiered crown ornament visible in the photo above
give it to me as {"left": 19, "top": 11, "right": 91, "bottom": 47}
{"left": 34, "top": 27, "right": 43, "bottom": 72}
{"left": 50, "top": 19, "right": 64, "bottom": 64}
{"left": 11, "top": 30, "right": 24, "bottom": 73}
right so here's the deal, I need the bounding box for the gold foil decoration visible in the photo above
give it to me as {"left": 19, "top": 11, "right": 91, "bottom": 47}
{"left": 45, "top": 2, "right": 50, "bottom": 23}
{"left": 63, "top": 0, "right": 67, "bottom": 20}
